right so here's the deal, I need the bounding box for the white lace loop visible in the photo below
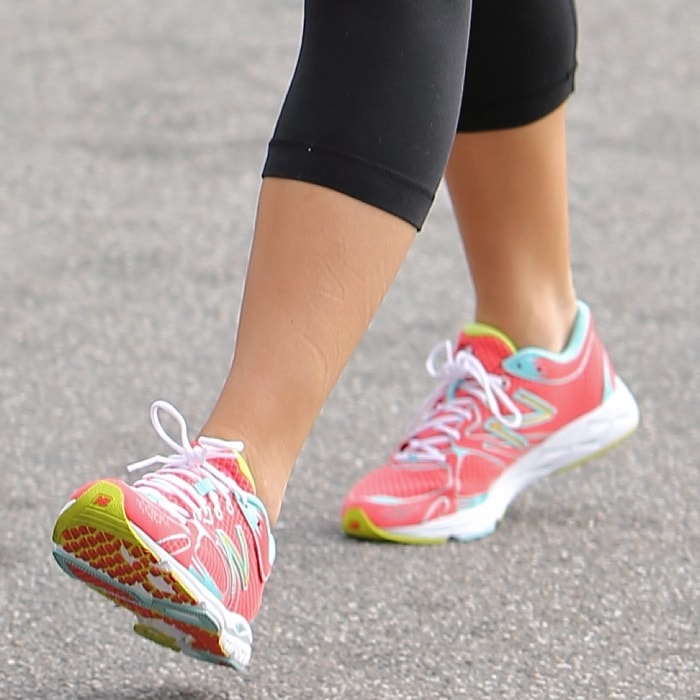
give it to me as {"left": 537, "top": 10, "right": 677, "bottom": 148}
{"left": 125, "top": 400, "right": 246, "bottom": 523}
{"left": 127, "top": 400, "right": 244, "bottom": 473}
{"left": 398, "top": 340, "right": 523, "bottom": 463}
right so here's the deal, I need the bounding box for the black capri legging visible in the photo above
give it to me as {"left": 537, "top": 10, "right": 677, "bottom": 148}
{"left": 263, "top": 0, "right": 577, "bottom": 229}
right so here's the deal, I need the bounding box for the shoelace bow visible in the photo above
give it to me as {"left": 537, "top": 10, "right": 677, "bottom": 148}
{"left": 397, "top": 340, "right": 523, "bottom": 463}
{"left": 126, "top": 400, "right": 246, "bottom": 523}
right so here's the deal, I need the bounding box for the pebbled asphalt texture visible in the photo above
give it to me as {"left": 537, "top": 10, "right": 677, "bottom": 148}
{"left": 1, "top": 1, "right": 698, "bottom": 698}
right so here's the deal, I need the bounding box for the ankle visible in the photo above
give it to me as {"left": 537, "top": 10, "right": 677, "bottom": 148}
{"left": 475, "top": 294, "right": 578, "bottom": 352}
{"left": 244, "top": 447, "right": 286, "bottom": 526}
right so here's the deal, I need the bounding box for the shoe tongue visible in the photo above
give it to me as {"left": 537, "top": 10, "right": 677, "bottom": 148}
{"left": 397, "top": 323, "right": 517, "bottom": 454}
{"left": 456, "top": 322, "right": 517, "bottom": 372}
{"left": 193, "top": 440, "right": 257, "bottom": 495}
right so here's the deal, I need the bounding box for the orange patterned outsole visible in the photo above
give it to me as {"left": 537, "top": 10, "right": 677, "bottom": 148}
{"left": 52, "top": 481, "right": 248, "bottom": 667}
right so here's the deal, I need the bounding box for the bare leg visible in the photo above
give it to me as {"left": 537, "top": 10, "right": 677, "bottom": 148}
{"left": 200, "top": 178, "right": 415, "bottom": 522}
{"left": 445, "top": 103, "right": 577, "bottom": 351}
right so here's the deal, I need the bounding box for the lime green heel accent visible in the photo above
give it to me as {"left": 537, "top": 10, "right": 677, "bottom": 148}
{"left": 341, "top": 507, "right": 447, "bottom": 545}
{"left": 463, "top": 322, "right": 517, "bottom": 352}
{"left": 235, "top": 454, "right": 257, "bottom": 493}
{"left": 52, "top": 480, "right": 139, "bottom": 547}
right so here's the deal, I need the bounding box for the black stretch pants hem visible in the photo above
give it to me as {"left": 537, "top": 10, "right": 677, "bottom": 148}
{"left": 263, "top": 141, "right": 436, "bottom": 230}
{"left": 457, "top": 69, "right": 575, "bottom": 132}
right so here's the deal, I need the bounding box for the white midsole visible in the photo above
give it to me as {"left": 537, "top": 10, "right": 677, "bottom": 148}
{"left": 130, "top": 523, "right": 254, "bottom": 666}
{"left": 388, "top": 378, "right": 640, "bottom": 541}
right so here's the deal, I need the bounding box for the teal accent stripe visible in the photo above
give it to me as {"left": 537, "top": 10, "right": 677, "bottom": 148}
{"left": 194, "top": 478, "right": 216, "bottom": 496}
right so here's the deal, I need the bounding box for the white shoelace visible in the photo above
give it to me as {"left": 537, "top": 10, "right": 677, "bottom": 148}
{"left": 397, "top": 340, "right": 523, "bottom": 464}
{"left": 126, "top": 400, "right": 246, "bottom": 524}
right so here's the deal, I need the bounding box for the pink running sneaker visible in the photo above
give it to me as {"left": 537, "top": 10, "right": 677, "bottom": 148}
{"left": 52, "top": 401, "right": 275, "bottom": 669}
{"left": 341, "top": 301, "right": 639, "bottom": 544}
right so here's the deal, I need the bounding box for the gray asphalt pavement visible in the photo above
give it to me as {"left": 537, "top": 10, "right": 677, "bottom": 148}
{"left": 1, "top": 1, "right": 699, "bottom": 698}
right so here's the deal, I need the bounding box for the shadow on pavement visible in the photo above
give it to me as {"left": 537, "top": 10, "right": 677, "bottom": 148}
{"left": 74, "top": 688, "right": 231, "bottom": 700}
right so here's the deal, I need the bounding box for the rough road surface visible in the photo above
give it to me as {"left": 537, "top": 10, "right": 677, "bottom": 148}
{"left": 1, "top": 2, "right": 698, "bottom": 698}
